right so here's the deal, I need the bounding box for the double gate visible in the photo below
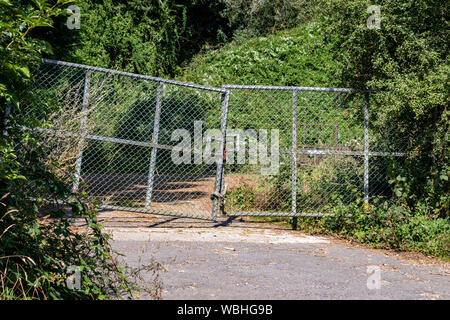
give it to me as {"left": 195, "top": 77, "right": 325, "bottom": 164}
{"left": 25, "top": 60, "right": 407, "bottom": 221}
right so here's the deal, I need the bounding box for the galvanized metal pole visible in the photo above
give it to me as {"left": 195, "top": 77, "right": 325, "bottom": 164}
{"left": 145, "top": 82, "right": 164, "bottom": 209}
{"left": 291, "top": 90, "right": 298, "bottom": 230}
{"left": 72, "top": 71, "right": 91, "bottom": 192}
{"left": 364, "top": 92, "right": 370, "bottom": 204}
{"left": 212, "top": 90, "right": 230, "bottom": 218}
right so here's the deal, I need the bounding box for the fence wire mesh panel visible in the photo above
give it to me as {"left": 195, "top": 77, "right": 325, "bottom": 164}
{"left": 221, "top": 86, "right": 406, "bottom": 217}
{"left": 23, "top": 59, "right": 227, "bottom": 220}
{"left": 220, "top": 87, "right": 293, "bottom": 216}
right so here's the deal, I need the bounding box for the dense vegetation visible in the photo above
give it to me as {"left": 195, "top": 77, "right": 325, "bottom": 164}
{"left": 40, "top": 0, "right": 322, "bottom": 76}
{"left": 319, "top": 0, "right": 448, "bottom": 257}
{"left": 38, "top": 0, "right": 231, "bottom": 76}
{"left": 0, "top": 0, "right": 448, "bottom": 299}
{"left": 318, "top": 0, "right": 448, "bottom": 258}
{"left": 178, "top": 22, "right": 342, "bottom": 87}
{"left": 0, "top": 0, "right": 162, "bottom": 299}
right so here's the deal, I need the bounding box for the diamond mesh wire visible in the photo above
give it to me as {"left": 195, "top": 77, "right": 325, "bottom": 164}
{"left": 366, "top": 91, "right": 416, "bottom": 156}
{"left": 20, "top": 62, "right": 86, "bottom": 123}
{"left": 222, "top": 87, "right": 403, "bottom": 217}
{"left": 25, "top": 60, "right": 226, "bottom": 220}
{"left": 145, "top": 83, "right": 224, "bottom": 218}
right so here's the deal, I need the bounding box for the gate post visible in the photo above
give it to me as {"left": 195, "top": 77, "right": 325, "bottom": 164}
{"left": 212, "top": 90, "right": 230, "bottom": 218}
{"left": 145, "top": 82, "right": 164, "bottom": 209}
{"left": 291, "top": 90, "right": 298, "bottom": 230}
{"left": 72, "top": 70, "right": 91, "bottom": 192}
{"left": 364, "top": 92, "right": 370, "bottom": 205}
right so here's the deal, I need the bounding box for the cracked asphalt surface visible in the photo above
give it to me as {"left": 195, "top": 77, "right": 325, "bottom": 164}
{"left": 92, "top": 211, "right": 449, "bottom": 300}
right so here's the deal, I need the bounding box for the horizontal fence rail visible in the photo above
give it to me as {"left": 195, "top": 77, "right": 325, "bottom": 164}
{"left": 43, "top": 58, "right": 228, "bottom": 93}
{"left": 222, "top": 84, "right": 379, "bottom": 93}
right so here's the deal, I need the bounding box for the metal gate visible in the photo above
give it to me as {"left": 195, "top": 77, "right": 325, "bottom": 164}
{"left": 26, "top": 59, "right": 228, "bottom": 220}
{"left": 26, "top": 60, "right": 407, "bottom": 221}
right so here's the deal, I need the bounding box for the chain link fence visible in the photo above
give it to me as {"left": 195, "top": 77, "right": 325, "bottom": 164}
{"left": 21, "top": 60, "right": 408, "bottom": 220}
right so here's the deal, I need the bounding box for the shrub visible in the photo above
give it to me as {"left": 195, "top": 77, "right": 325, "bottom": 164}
{"left": 298, "top": 156, "right": 363, "bottom": 210}
{"left": 0, "top": 0, "right": 163, "bottom": 299}
{"left": 304, "top": 200, "right": 450, "bottom": 259}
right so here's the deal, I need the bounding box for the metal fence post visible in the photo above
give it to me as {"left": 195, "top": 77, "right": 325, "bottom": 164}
{"left": 364, "top": 92, "right": 370, "bottom": 204}
{"left": 145, "top": 82, "right": 164, "bottom": 209}
{"left": 212, "top": 90, "right": 230, "bottom": 218}
{"left": 72, "top": 71, "right": 91, "bottom": 192}
{"left": 291, "top": 90, "right": 298, "bottom": 229}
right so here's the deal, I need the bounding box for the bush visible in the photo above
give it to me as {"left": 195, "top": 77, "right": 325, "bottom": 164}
{"left": 320, "top": 0, "right": 449, "bottom": 216}
{"left": 0, "top": 0, "right": 163, "bottom": 299}
{"left": 227, "top": 182, "right": 255, "bottom": 210}
{"left": 299, "top": 200, "right": 450, "bottom": 259}
{"left": 227, "top": 156, "right": 363, "bottom": 213}
{"left": 298, "top": 156, "right": 363, "bottom": 210}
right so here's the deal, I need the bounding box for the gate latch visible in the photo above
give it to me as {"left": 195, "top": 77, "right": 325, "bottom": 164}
{"left": 210, "top": 184, "right": 228, "bottom": 202}
{"left": 210, "top": 191, "right": 224, "bottom": 201}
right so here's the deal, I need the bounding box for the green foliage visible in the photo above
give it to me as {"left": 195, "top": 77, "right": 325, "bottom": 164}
{"left": 322, "top": 201, "right": 449, "bottom": 259}
{"left": 67, "top": 0, "right": 184, "bottom": 76}
{"left": 43, "top": 0, "right": 322, "bottom": 76}
{"left": 39, "top": 1, "right": 324, "bottom": 77}
{"left": 321, "top": 0, "right": 448, "bottom": 89}
{"left": 178, "top": 22, "right": 342, "bottom": 87}
{"left": 320, "top": 0, "right": 449, "bottom": 213}
{"left": 0, "top": 0, "right": 71, "bottom": 108}
{"left": 227, "top": 182, "right": 255, "bottom": 210}
{"left": 297, "top": 156, "right": 363, "bottom": 210}
{"left": 0, "top": 0, "right": 152, "bottom": 299}
{"left": 0, "top": 152, "right": 137, "bottom": 299}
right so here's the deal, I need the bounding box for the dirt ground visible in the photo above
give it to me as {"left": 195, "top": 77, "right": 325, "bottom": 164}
{"left": 82, "top": 173, "right": 258, "bottom": 218}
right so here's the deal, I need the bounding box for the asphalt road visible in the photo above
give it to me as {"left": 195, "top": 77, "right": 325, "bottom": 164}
{"left": 99, "top": 213, "right": 449, "bottom": 300}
